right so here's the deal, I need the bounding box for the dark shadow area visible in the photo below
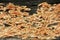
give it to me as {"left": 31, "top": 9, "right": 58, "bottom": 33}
{"left": 54, "top": 36, "right": 60, "bottom": 40}
{"left": 0, "top": 36, "right": 22, "bottom": 40}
